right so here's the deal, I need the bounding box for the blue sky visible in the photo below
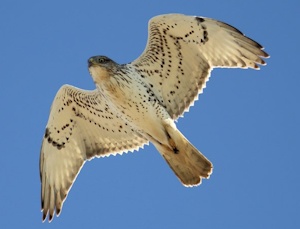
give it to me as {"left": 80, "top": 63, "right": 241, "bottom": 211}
{"left": 1, "top": 1, "right": 299, "bottom": 228}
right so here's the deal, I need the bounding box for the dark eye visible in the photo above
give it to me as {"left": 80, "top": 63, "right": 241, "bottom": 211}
{"left": 98, "top": 57, "right": 107, "bottom": 63}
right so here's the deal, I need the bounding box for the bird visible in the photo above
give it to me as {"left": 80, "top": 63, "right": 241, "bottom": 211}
{"left": 40, "top": 13, "right": 269, "bottom": 222}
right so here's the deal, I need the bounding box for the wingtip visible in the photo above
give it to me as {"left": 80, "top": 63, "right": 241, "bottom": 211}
{"left": 261, "top": 48, "right": 270, "bottom": 59}
{"left": 42, "top": 212, "right": 47, "bottom": 223}
{"left": 49, "top": 213, "right": 53, "bottom": 222}
{"left": 56, "top": 207, "right": 61, "bottom": 216}
{"left": 253, "top": 55, "right": 269, "bottom": 70}
{"left": 41, "top": 207, "right": 57, "bottom": 223}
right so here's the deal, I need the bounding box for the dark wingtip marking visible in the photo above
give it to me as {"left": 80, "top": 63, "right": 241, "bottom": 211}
{"left": 42, "top": 212, "right": 46, "bottom": 222}
{"left": 196, "top": 17, "right": 205, "bottom": 23}
{"left": 56, "top": 208, "right": 61, "bottom": 216}
{"left": 262, "top": 50, "right": 270, "bottom": 58}
{"left": 49, "top": 213, "right": 53, "bottom": 222}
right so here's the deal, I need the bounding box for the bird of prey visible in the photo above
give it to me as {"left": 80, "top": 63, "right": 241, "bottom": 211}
{"left": 40, "top": 13, "right": 268, "bottom": 222}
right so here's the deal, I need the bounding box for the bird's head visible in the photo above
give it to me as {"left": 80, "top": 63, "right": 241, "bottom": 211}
{"left": 88, "top": 55, "right": 115, "bottom": 68}
{"left": 88, "top": 56, "right": 117, "bottom": 84}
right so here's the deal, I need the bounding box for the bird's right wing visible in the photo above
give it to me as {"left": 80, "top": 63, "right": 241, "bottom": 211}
{"left": 40, "top": 85, "right": 148, "bottom": 222}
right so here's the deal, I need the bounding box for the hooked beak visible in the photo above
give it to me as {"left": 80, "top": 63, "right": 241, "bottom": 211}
{"left": 88, "top": 57, "right": 96, "bottom": 68}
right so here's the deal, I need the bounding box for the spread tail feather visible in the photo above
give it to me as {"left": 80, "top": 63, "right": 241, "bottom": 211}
{"left": 155, "top": 123, "right": 213, "bottom": 186}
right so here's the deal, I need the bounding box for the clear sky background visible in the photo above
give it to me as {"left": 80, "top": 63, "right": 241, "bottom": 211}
{"left": 1, "top": 1, "right": 299, "bottom": 228}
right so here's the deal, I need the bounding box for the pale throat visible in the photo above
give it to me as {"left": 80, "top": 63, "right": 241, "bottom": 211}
{"left": 90, "top": 66, "right": 124, "bottom": 100}
{"left": 89, "top": 66, "right": 111, "bottom": 85}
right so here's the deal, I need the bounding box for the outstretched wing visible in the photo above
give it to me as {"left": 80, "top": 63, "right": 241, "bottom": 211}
{"left": 131, "top": 14, "right": 269, "bottom": 119}
{"left": 40, "top": 85, "right": 148, "bottom": 222}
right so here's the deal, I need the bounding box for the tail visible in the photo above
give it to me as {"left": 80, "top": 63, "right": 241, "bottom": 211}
{"left": 154, "top": 123, "right": 213, "bottom": 187}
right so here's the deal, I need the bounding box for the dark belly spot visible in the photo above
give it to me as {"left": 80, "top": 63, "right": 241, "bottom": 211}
{"left": 173, "top": 147, "right": 179, "bottom": 154}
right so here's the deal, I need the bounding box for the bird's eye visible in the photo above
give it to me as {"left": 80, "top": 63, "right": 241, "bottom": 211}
{"left": 98, "top": 57, "right": 107, "bottom": 63}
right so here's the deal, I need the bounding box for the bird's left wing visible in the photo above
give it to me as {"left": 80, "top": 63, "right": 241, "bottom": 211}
{"left": 131, "top": 14, "right": 269, "bottom": 120}
{"left": 40, "top": 85, "right": 148, "bottom": 222}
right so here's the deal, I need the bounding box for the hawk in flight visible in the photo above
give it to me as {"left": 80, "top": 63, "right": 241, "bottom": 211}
{"left": 40, "top": 14, "right": 268, "bottom": 222}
